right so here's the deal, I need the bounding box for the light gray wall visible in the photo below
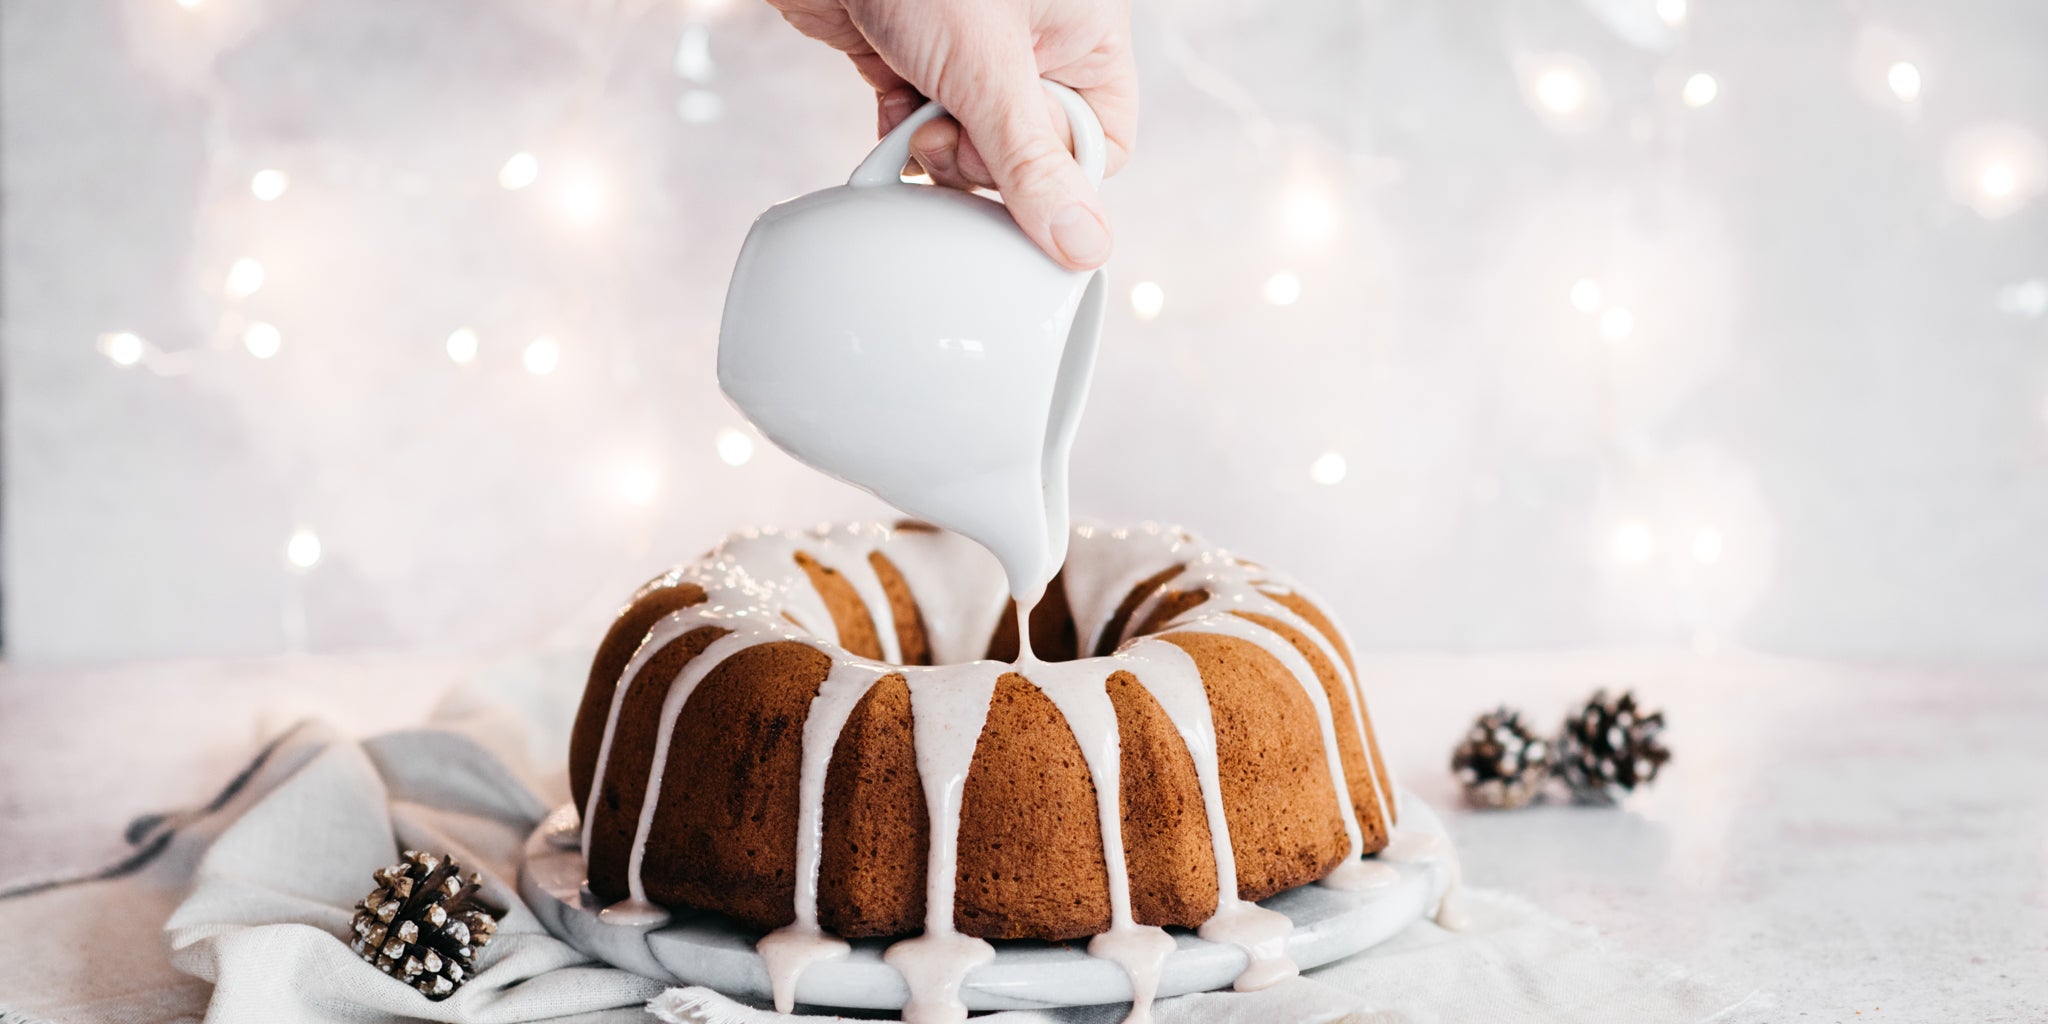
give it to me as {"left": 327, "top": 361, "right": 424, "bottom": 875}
{"left": 4, "top": 0, "right": 2045, "bottom": 665}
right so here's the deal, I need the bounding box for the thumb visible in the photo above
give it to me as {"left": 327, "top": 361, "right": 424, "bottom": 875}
{"left": 949, "top": 67, "right": 1110, "bottom": 271}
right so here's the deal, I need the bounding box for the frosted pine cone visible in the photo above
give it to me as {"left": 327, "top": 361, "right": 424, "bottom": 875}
{"left": 1450, "top": 706, "right": 1552, "bottom": 810}
{"left": 348, "top": 850, "right": 499, "bottom": 1000}
{"left": 1555, "top": 690, "right": 1670, "bottom": 804}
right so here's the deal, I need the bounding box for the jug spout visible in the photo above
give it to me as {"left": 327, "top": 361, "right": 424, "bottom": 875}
{"left": 1032, "top": 269, "right": 1106, "bottom": 593}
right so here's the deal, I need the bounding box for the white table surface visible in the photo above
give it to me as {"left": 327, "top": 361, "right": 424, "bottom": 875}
{"left": 2, "top": 648, "right": 2043, "bottom": 1022}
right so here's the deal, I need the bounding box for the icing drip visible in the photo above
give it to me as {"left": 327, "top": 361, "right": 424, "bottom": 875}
{"left": 1378, "top": 829, "right": 1469, "bottom": 930}
{"left": 579, "top": 521, "right": 1414, "bottom": 1021}
{"left": 1026, "top": 653, "right": 1176, "bottom": 1019}
{"left": 882, "top": 667, "right": 1004, "bottom": 1024}
{"left": 756, "top": 659, "right": 877, "bottom": 1012}
{"left": 1172, "top": 612, "right": 1373, "bottom": 887}
{"left": 804, "top": 523, "right": 903, "bottom": 665}
{"left": 1124, "top": 637, "right": 1300, "bottom": 992}
{"left": 881, "top": 528, "right": 1011, "bottom": 666}
{"left": 1264, "top": 580, "right": 1403, "bottom": 826}
{"left": 1249, "top": 591, "right": 1397, "bottom": 838}
{"left": 613, "top": 626, "right": 792, "bottom": 927}
{"left": 1059, "top": 523, "right": 1190, "bottom": 656}
{"left": 1013, "top": 583, "right": 1044, "bottom": 663}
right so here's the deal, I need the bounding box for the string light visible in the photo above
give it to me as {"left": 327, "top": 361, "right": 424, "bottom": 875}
{"left": 619, "top": 463, "right": 659, "bottom": 506}
{"left": 1130, "top": 281, "right": 1165, "bottom": 320}
{"left": 225, "top": 257, "right": 265, "bottom": 298}
{"left": 1534, "top": 66, "right": 1588, "bottom": 116}
{"left": 242, "top": 321, "right": 281, "bottom": 359}
{"left": 1599, "top": 306, "right": 1635, "bottom": 343}
{"left": 445, "top": 327, "right": 479, "bottom": 364}
{"left": 99, "top": 331, "right": 145, "bottom": 367}
{"left": 1887, "top": 62, "right": 1922, "bottom": 103}
{"left": 1570, "top": 278, "right": 1602, "bottom": 313}
{"left": 715, "top": 427, "right": 755, "bottom": 466}
{"left": 498, "top": 152, "right": 539, "bottom": 191}
{"left": 1946, "top": 125, "right": 2046, "bottom": 218}
{"left": 523, "top": 335, "right": 560, "bottom": 375}
{"left": 1279, "top": 184, "right": 1337, "bottom": 244}
{"left": 1692, "top": 527, "right": 1725, "bottom": 565}
{"left": 250, "top": 169, "right": 289, "bottom": 201}
{"left": 1310, "top": 451, "right": 1347, "bottom": 486}
{"left": 1263, "top": 271, "right": 1302, "bottom": 306}
{"left": 558, "top": 169, "right": 608, "bottom": 226}
{"left": 1980, "top": 162, "right": 2018, "bottom": 199}
{"left": 1682, "top": 73, "right": 1718, "bottom": 108}
{"left": 1611, "top": 520, "right": 1656, "bottom": 566}
{"left": 1656, "top": 0, "right": 1686, "bottom": 27}
{"left": 1518, "top": 55, "right": 1605, "bottom": 131}
{"left": 286, "top": 528, "right": 322, "bottom": 570}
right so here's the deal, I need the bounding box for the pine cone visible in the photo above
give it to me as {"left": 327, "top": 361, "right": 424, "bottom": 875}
{"left": 1555, "top": 690, "right": 1670, "bottom": 804}
{"left": 349, "top": 850, "right": 500, "bottom": 1000}
{"left": 1450, "top": 706, "right": 1552, "bottom": 809}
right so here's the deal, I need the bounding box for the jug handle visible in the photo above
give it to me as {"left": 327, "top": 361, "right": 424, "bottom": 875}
{"left": 848, "top": 81, "right": 1106, "bottom": 189}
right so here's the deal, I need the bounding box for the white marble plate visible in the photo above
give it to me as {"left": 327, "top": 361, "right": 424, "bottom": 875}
{"left": 519, "top": 793, "right": 1450, "bottom": 1013}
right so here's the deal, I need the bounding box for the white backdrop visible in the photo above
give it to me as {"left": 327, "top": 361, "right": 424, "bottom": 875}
{"left": 3, "top": 0, "right": 2045, "bottom": 665}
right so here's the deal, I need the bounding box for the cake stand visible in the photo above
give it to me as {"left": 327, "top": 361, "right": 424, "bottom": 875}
{"left": 519, "top": 793, "right": 1453, "bottom": 1014}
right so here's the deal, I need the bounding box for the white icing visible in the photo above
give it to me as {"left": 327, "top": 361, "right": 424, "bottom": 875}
{"left": 1266, "top": 580, "right": 1402, "bottom": 827}
{"left": 756, "top": 657, "right": 876, "bottom": 1012}
{"left": 1124, "top": 636, "right": 1301, "bottom": 991}
{"left": 1174, "top": 610, "right": 1373, "bottom": 885}
{"left": 1025, "top": 653, "right": 1174, "bottom": 1016}
{"left": 881, "top": 527, "right": 1011, "bottom": 666}
{"left": 803, "top": 523, "right": 903, "bottom": 665}
{"left": 1239, "top": 595, "right": 1398, "bottom": 870}
{"left": 1379, "top": 829, "right": 1469, "bottom": 930}
{"left": 883, "top": 665, "right": 1004, "bottom": 1024}
{"left": 578, "top": 521, "right": 1416, "bottom": 1023}
{"left": 1060, "top": 521, "right": 1189, "bottom": 657}
{"left": 620, "top": 627, "right": 791, "bottom": 924}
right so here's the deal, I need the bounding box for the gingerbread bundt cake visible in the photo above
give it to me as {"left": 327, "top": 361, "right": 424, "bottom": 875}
{"left": 567, "top": 521, "right": 1399, "bottom": 1018}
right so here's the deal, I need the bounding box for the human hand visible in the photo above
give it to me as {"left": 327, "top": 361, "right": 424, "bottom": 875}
{"left": 767, "top": 0, "right": 1137, "bottom": 271}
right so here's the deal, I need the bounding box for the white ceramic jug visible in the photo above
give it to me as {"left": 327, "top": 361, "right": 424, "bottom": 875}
{"left": 718, "top": 83, "right": 1108, "bottom": 599}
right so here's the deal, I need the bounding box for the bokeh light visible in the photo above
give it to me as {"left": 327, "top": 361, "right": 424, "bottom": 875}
{"left": 1130, "top": 281, "right": 1164, "bottom": 321}
{"left": 250, "top": 169, "right": 289, "bottom": 201}
{"left": 225, "top": 258, "right": 265, "bottom": 298}
{"left": 1682, "top": 73, "right": 1718, "bottom": 108}
{"left": 1887, "top": 62, "right": 1922, "bottom": 103}
{"left": 242, "top": 321, "right": 281, "bottom": 359}
{"left": 286, "top": 528, "right": 322, "bottom": 569}
{"left": 522, "top": 336, "right": 560, "bottom": 375}
{"left": 99, "top": 331, "right": 145, "bottom": 367}
{"left": 1263, "top": 271, "right": 1302, "bottom": 306}
{"left": 445, "top": 327, "right": 479, "bottom": 365}
{"left": 716, "top": 427, "right": 755, "bottom": 466}
{"left": 1600, "top": 306, "right": 1636, "bottom": 343}
{"left": 498, "top": 152, "right": 539, "bottom": 191}
{"left": 1611, "top": 520, "right": 1656, "bottom": 566}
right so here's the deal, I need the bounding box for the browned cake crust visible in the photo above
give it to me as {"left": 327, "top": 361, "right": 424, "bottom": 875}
{"left": 568, "top": 542, "right": 1391, "bottom": 941}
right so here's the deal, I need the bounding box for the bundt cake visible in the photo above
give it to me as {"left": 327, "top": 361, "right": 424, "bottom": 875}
{"left": 567, "top": 520, "right": 1401, "bottom": 1022}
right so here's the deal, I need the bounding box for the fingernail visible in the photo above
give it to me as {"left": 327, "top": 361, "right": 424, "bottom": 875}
{"left": 1051, "top": 203, "right": 1110, "bottom": 267}
{"left": 881, "top": 92, "right": 917, "bottom": 122}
